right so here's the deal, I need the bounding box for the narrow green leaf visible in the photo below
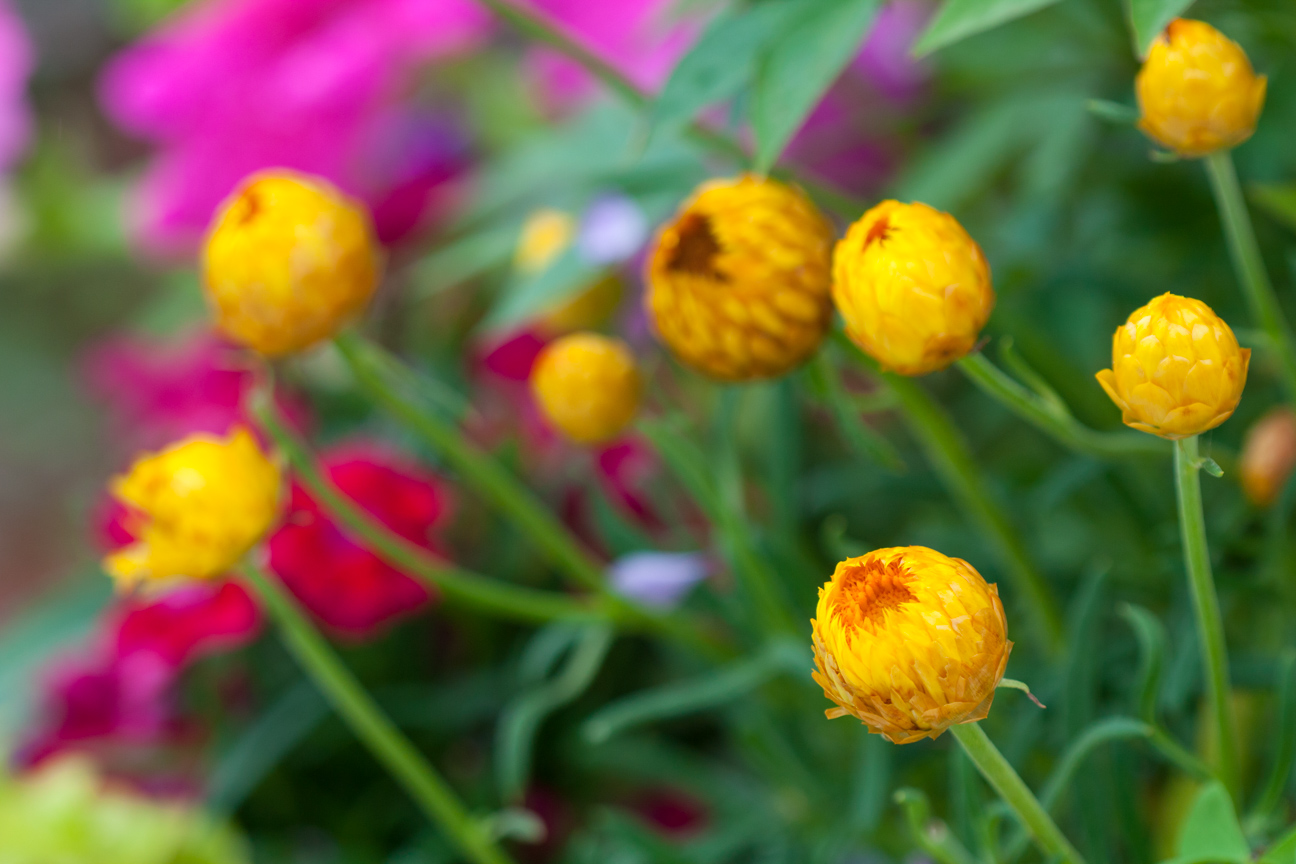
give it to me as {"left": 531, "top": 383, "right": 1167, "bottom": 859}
{"left": 1251, "top": 183, "right": 1296, "bottom": 235}
{"left": 481, "top": 248, "right": 602, "bottom": 333}
{"left": 412, "top": 226, "right": 518, "bottom": 301}
{"left": 1170, "top": 782, "right": 1249, "bottom": 864}
{"left": 1126, "top": 0, "right": 1193, "bottom": 58}
{"left": 1119, "top": 603, "right": 1167, "bottom": 724}
{"left": 912, "top": 0, "right": 1063, "bottom": 57}
{"left": 751, "top": 0, "right": 881, "bottom": 173}
{"left": 1087, "top": 98, "right": 1140, "bottom": 125}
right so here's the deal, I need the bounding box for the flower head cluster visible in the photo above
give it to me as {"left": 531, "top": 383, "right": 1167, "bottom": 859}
{"left": 1096, "top": 293, "right": 1249, "bottom": 439}
{"left": 833, "top": 200, "right": 994, "bottom": 376}
{"left": 646, "top": 175, "right": 835, "bottom": 381}
{"left": 531, "top": 333, "right": 641, "bottom": 445}
{"left": 812, "top": 546, "right": 1012, "bottom": 743}
{"left": 1136, "top": 18, "right": 1266, "bottom": 158}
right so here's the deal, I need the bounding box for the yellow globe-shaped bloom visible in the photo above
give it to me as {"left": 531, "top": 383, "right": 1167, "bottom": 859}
{"left": 645, "top": 175, "right": 835, "bottom": 381}
{"left": 1096, "top": 293, "right": 1249, "bottom": 439}
{"left": 1136, "top": 19, "right": 1267, "bottom": 158}
{"left": 203, "top": 171, "right": 381, "bottom": 356}
{"left": 812, "top": 546, "right": 1012, "bottom": 744}
{"left": 530, "top": 333, "right": 641, "bottom": 445}
{"left": 833, "top": 200, "right": 994, "bottom": 376}
{"left": 104, "top": 427, "right": 282, "bottom": 590}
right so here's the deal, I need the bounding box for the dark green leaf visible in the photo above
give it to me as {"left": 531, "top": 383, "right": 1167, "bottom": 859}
{"left": 1119, "top": 603, "right": 1167, "bottom": 723}
{"left": 751, "top": 0, "right": 881, "bottom": 173}
{"left": 913, "top": 0, "right": 1064, "bottom": 57}
{"left": 1251, "top": 183, "right": 1296, "bottom": 235}
{"left": 1126, "top": 0, "right": 1193, "bottom": 58}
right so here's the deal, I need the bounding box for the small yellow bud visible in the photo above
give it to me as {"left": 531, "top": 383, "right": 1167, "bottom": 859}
{"left": 515, "top": 208, "right": 576, "bottom": 274}
{"left": 645, "top": 175, "right": 835, "bottom": 381}
{"left": 1096, "top": 293, "right": 1249, "bottom": 439}
{"left": 104, "top": 427, "right": 282, "bottom": 590}
{"left": 1241, "top": 408, "right": 1296, "bottom": 507}
{"left": 833, "top": 200, "right": 994, "bottom": 376}
{"left": 530, "top": 333, "right": 641, "bottom": 445}
{"left": 203, "top": 171, "right": 381, "bottom": 356}
{"left": 812, "top": 546, "right": 1012, "bottom": 744}
{"left": 1136, "top": 19, "right": 1267, "bottom": 158}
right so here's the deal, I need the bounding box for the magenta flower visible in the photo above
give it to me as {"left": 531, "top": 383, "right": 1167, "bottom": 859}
{"left": 99, "top": 0, "right": 487, "bottom": 253}
{"left": 0, "top": 0, "right": 32, "bottom": 171}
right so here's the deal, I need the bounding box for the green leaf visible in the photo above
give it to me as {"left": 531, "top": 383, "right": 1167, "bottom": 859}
{"left": 1261, "top": 823, "right": 1296, "bottom": 864}
{"left": 1126, "top": 0, "right": 1193, "bottom": 58}
{"left": 913, "top": 0, "right": 1064, "bottom": 57}
{"left": 480, "top": 247, "right": 603, "bottom": 333}
{"left": 411, "top": 225, "right": 519, "bottom": 301}
{"left": 1119, "top": 603, "right": 1167, "bottom": 724}
{"left": 1164, "top": 782, "right": 1250, "bottom": 864}
{"left": 1251, "top": 183, "right": 1296, "bottom": 235}
{"left": 751, "top": 0, "right": 881, "bottom": 173}
{"left": 646, "top": 1, "right": 798, "bottom": 146}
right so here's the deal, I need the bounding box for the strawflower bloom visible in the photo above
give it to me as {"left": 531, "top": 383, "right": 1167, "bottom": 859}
{"left": 1136, "top": 19, "right": 1267, "bottom": 158}
{"left": 1095, "top": 293, "right": 1249, "bottom": 439}
{"left": 531, "top": 333, "right": 641, "bottom": 445}
{"left": 811, "top": 546, "right": 1012, "bottom": 744}
{"left": 833, "top": 200, "right": 994, "bottom": 376}
{"left": 1240, "top": 408, "right": 1296, "bottom": 507}
{"left": 203, "top": 171, "right": 381, "bottom": 356}
{"left": 104, "top": 427, "right": 282, "bottom": 590}
{"left": 646, "top": 175, "right": 835, "bottom": 381}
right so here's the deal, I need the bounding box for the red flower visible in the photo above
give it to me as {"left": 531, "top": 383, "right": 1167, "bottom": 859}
{"left": 268, "top": 445, "right": 452, "bottom": 637}
{"left": 112, "top": 581, "right": 261, "bottom": 668}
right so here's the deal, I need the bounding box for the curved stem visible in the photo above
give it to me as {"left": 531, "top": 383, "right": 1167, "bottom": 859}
{"left": 950, "top": 722, "right": 1085, "bottom": 864}
{"left": 1205, "top": 150, "right": 1296, "bottom": 404}
{"left": 1175, "top": 435, "right": 1239, "bottom": 802}
{"left": 241, "top": 562, "right": 516, "bottom": 864}
{"left": 884, "top": 373, "right": 1066, "bottom": 654}
{"left": 957, "top": 354, "right": 1168, "bottom": 460}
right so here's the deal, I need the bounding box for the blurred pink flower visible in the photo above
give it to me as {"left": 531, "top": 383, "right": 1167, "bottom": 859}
{"left": 99, "top": 0, "right": 487, "bottom": 253}
{"left": 112, "top": 581, "right": 261, "bottom": 668}
{"left": 0, "top": 0, "right": 32, "bottom": 170}
{"left": 854, "top": 0, "right": 931, "bottom": 103}
{"left": 269, "top": 445, "right": 452, "bottom": 637}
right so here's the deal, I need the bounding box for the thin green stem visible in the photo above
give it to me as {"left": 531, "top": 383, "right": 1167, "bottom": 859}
{"left": 950, "top": 723, "right": 1085, "bottom": 864}
{"left": 884, "top": 373, "right": 1066, "bottom": 653}
{"left": 1205, "top": 150, "right": 1296, "bottom": 404}
{"left": 957, "top": 354, "right": 1168, "bottom": 460}
{"left": 1174, "top": 435, "right": 1239, "bottom": 802}
{"left": 241, "top": 562, "right": 515, "bottom": 864}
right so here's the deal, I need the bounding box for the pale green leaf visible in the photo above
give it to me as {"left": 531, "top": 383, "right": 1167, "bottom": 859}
{"left": 1161, "top": 781, "right": 1250, "bottom": 864}
{"left": 913, "top": 0, "right": 1064, "bottom": 57}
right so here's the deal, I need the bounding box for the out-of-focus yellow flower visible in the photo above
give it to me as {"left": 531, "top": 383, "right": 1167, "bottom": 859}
{"left": 203, "top": 170, "right": 381, "bottom": 356}
{"left": 104, "top": 427, "right": 281, "bottom": 590}
{"left": 645, "top": 175, "right": 834, "bottom": 381}
{"left": 1241, "top": 408, "right": 1296, "bottom": 507}
{"left": 530, "top": 333, "right": 640, "bottom": 444}
{"left": 515, "top": 208, "right": 576, "bottom": 273}
{"left": 1136, "top": 19, "right": 1267, "bottom": 158}
{"left": 1096, "top": 293, "right": 1249, "bottom": 439}
{"left": 811, "top": 546, "right": 1012, "bottom": 744}
{"left": 833, "top": 200, "right": 994, "bottom": 376}
{"left": 515, "top": 208, "right": 624, "bottom": 334}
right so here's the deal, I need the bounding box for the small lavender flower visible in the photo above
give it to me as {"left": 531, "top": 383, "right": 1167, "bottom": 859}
{"left": 578, "top": 195, "right": 648, "bottom": 265}
{"left": 608, "top": 551, "right": 709, "bottom": 609}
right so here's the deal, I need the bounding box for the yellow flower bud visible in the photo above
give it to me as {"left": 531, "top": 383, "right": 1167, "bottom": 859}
{"left": 515, "top": 208, "right": 576, "bottom": 274}
{"left": 203, "top": 171, "right": 381, "bottom": 356}
{"left": 104, "top": 427, "right": 282, "bottom": 590}
{"left": 833, "top": 200, "right": 994, "bottom": 376}
{"left": 1096, "top": 293, "right": 1249, "bottom": 439}
{"left": 1240, "top": 408, "right": 1296, "bottom": 507}
{"left": 645, "top": 175, "right": 835, "bottom": 381}
{"left": 1136, "top": 19, "right": 1267, "bottom": 158}
{"left": 530, "top": 333, "right": 641, "bottom": 445}
{"left": 812, "top": 546, "right": 1012, "bottom": 744}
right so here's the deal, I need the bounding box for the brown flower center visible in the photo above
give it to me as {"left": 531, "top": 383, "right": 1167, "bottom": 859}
{"left": 668, "top": 213, "right": 726, "bottom": 281}
{"left": 864, "top": 215, "right": 892, "bottom": 248}
{"left": 233, "top": 191, "right": 263, "bottom": 227}
{"left": 831, "top": 556, "right": 916, "bottom": 634}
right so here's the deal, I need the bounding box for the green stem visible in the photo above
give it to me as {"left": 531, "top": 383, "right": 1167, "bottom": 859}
{"left": 957, "top": 354, "right": 1167, "bottom": 460}
{"left": 250, "top": 387, "right": 605, "bottom": 625}
{"left": 1174, "top": 435, "right": 1239, "bottom": 802}
{"left": 241, "top": 562, "right": 515, "bottom": 864}
{"left": 950, "top": 723, "right": 1085, "bottom": 864}
{"left": 885, "top": 373, "right": 1066, "bottom": 653}
{"left": 1204, "top": 150, "right": 1296, "bottom": 404}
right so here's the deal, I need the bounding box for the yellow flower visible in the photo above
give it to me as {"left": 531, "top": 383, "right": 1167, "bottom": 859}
{"left": 530, "top": 333, "right": 641, "bottom": 445}
{"left": 1240, "top": 408, "right": 1296, "bottom": 507}
{"left": 812, "top": 546, "right": 1012, "bottom": 744}
{"left": 203, "top": 170, "right": 381, "bottom": 356}
{"left": 104, "top": 427, "right": 282, "bottom": 590}
{"left": 1136, "top": 18, "right": 1267, "bottom": 158}
{"left": 645, "top": 175, "right": 835, "bottom": 381}
{"left": 1096, "top": 293, "right": 1249, "bottom": 439}
{"left": 833, "top": 200, "right": 994, "bottom": 376}
{"left": 515, "top": 208, "right": 576, "bottom": 274}
{"left": 516, "top": 208, "right": 624, "bottom": 334}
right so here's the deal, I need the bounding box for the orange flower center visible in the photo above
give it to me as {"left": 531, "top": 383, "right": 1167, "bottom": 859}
{"left": 831, "top": 556, "right": 916, "bottom": 637}
{"left": 669, "top": 213, "right": 726, "bottom": 281}
{"left": 864, "top": 215, "right": 892, "bottom": 248}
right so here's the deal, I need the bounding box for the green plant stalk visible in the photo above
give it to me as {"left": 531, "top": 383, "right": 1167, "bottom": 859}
{"left": 950, "top": 723, "right": 1085, "bottom": 864}
{"left": 1174, "top": 435, "right": 1239, "bottom": 802}
{"left": 250, "top": 388, "right": 605, "bottom": 625}
{"left": 885, "top": 373, "right": 1066, "bottom": 653}
{"left": 241, "top": 562, "right": 516, "bottom": 864}
{"left": 957, "top": 354, "right": 1167, "bottom": 460}
{"left": 1205, "top": 150, "right": 1296, "bottom": 404}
